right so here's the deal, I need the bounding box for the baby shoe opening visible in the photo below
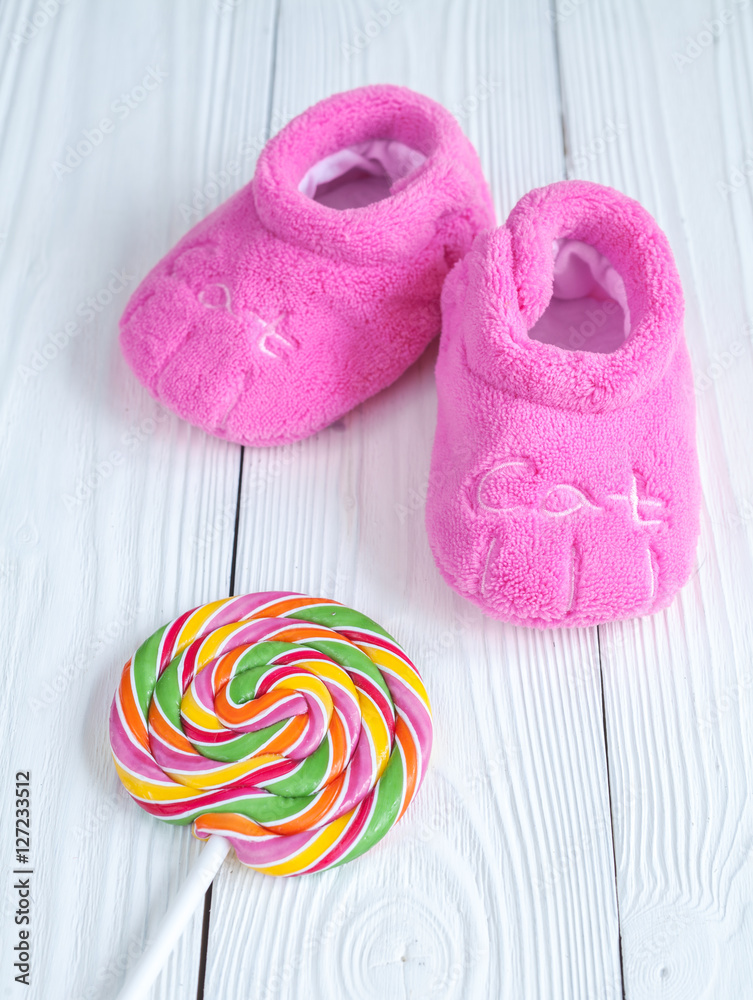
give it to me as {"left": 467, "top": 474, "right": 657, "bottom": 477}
{"left": 298, "top": 139, "right": 427, "bottom": 210}
{"left": 528, "top": 239, "right": 631, "bottom": 354}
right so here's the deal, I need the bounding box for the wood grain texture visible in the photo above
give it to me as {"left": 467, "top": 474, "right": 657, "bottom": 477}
{"left": 2, "top": 0, "right": 752, "bottom": 998}
{"left": 204, "top": 2, "right": 621, "bottom": 999}
{"left": 0, "top": 2, "right": 274, "bottom": 997}
{"left": 556, "top": 0, "right": 753, "bottom": 996}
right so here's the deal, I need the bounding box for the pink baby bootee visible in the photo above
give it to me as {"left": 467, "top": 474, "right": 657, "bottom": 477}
{"left": 120, "top": 85, "right": 495, "bottom": 445}
{"left": 426, "top": 180, "right": 701, "bottom": 628}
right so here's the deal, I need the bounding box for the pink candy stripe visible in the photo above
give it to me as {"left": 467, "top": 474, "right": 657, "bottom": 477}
{"left": 306, "top": 793, "right": 374, "bottom": 873}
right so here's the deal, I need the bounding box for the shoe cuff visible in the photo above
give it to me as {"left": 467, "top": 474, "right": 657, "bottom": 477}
{"left": 451, "top": 180, "right": 684, "bottom": 412}
{"left": 252, "top": 84, "right": 494, "bottom": 265}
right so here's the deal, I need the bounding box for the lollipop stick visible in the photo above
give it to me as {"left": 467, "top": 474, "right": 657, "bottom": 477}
{"left": 115, "top": 835, "right": 231, "bottom": 1000}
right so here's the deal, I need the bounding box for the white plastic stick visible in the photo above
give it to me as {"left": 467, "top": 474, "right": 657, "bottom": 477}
{"left": 115, "top": 835, "right": 231, "bottom": 1000}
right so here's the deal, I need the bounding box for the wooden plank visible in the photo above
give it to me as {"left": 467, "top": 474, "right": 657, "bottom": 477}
{"left": 204, "top": 1, "right": 623, "bottom": 998}
{"left": 0, "top": 1, "right": 277, "bottom": 997}
{"left": 555, "top": 1, "right": 753, "bottom": 995}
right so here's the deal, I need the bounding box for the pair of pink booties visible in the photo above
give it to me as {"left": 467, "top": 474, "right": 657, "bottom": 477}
{"left": 121, "top": 85, "right": 701, "bottom": 628}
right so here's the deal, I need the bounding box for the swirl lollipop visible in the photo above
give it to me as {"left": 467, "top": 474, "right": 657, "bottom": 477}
{"left": 109, "top": 592, "right": 432, "bottom": 997}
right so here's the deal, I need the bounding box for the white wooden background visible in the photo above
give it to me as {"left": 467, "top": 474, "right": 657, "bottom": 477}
{"left": 1, "top": 1, "right": 752, "bottom": 998}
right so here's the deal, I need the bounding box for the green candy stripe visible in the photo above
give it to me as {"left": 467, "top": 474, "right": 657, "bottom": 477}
{"left": 131, "top": 624, "right": 168, "bottom": 722}
{"left": 289, "top": 603, "right": 393, "bottom": 640}
{"left": 334, "top": 745, "right": 405, "bottom": 868}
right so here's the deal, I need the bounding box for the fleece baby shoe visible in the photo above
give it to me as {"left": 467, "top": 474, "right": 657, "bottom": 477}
{"left": 426, "top": 180, "right": 701, "bottom": 628}
{"left": 120, "top": 85, "right": 495, "bottom": 445}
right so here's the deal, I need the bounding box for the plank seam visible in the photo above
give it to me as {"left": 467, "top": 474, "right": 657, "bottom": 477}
{"left": 195, "top": 1, "right": 283, "bottom": 992}
{"left": 549, "top": 4, "right": 626, "bottom": 993}
{"left": 548, "top": 0, "right": 571, "bottom": 173}
{"left": 598, "top": 628, "right": 627, "bottom": 1000}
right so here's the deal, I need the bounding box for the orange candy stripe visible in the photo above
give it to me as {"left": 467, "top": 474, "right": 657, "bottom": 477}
{"left": 262, "top": 774, "right": 345, "bottom": 836}
{"left": 249, "top": 596, "right": 339, "bottom": 620}
{"left": 118, "top": 661, "right": 150, "bottom": 753}
{"left": 194, "top": 812, "right": 269, "bottom": 839}
{"left": 256, "top": 715, "right": 308, "bottom": 755}
{"left": 327, "top": 711, "right": 347, "bottom": 781}
{"left": 215, "top": 686, "right": 299, "bottom": 728}
{"left": 149, "top": 699, "right": 198, "bottom": 756}
{"left": 212, "top": 644, "right": 248, "bottom": 689}
{"left": 395, "top": 716, "right": 418, "bottom": 821}
{"left": 268, "top": 625, "right": 340, "bottom": 644}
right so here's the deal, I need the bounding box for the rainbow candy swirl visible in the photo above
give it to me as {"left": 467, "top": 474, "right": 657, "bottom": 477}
{"left": 109, "top": 593, "right": 432, "bottom": 876}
